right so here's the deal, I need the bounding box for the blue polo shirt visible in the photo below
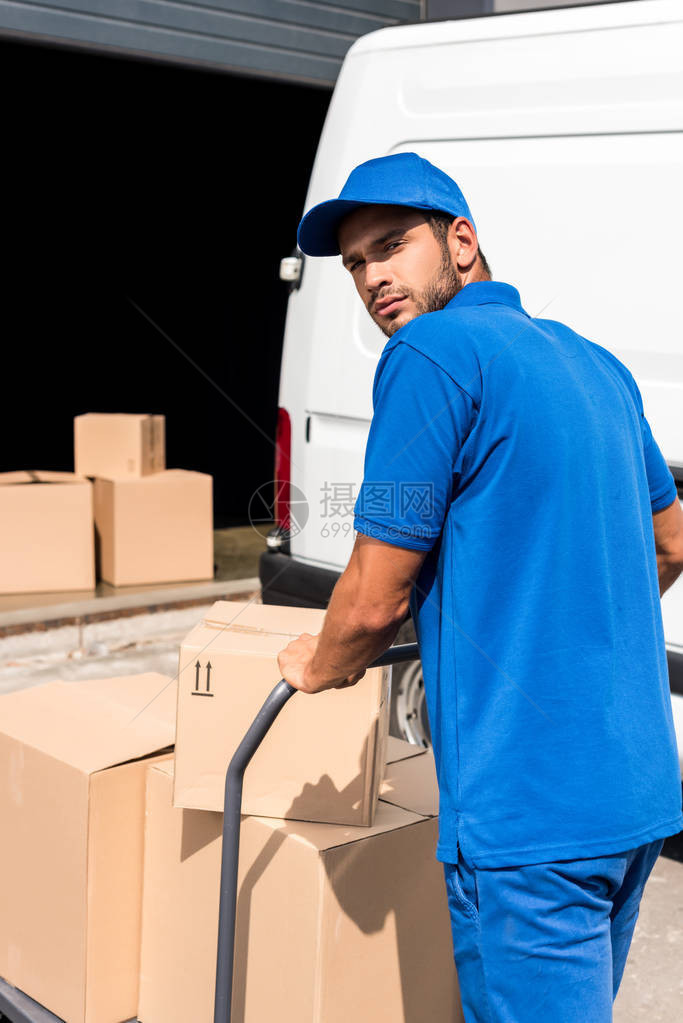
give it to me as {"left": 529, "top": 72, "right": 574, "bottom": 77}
{"left": 354, "top": 280, "right": 682, "bottom": 868}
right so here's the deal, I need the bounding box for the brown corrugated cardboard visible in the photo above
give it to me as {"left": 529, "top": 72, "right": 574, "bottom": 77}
{"left": 380, "top": 747, "right": 439, "bottom": 818}
{"left": 93, "top": 469, "right": 213, "bottom": 586}
{"left": 138, "top": 761, "right": 461, "bottom": 1023}
{"left": 386, "top": 735, "right": 428, "bottom": 764}
{"left": 0, "top": 471, "right": 95, "bottom": 594}
{"left": 74, "top": 413, "right": 165, "bottom": 478}
{"left": 0, "top": 673, "right": 176, "bottom": 1023}
{"left": 173, "top": 600, "right": 390, "bottom": 826}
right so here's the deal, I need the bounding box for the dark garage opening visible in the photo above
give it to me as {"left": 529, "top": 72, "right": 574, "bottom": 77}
{"left": 1, "top": 39, "right": 331, "bottom": 527}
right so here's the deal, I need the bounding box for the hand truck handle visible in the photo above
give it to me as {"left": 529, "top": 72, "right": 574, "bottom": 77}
{"left": 214, "top": 641, "right": 420, "bottom": 1023}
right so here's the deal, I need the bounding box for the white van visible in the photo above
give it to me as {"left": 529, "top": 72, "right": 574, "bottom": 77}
{"left": 259, "top": 0, "right": 683, "bottom": 747}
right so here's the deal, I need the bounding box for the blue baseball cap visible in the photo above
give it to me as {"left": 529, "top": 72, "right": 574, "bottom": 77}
{"left": 297, "top": 152, "right": 476, "bottom": 257}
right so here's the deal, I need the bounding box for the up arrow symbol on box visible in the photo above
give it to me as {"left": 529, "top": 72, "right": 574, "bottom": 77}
{"left": 191, "top": 660, "right": 214, "bottom": 697}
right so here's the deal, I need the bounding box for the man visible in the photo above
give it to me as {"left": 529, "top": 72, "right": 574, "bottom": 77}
{"left": 277, "top": 152, "right": 683, "bottom": 1021}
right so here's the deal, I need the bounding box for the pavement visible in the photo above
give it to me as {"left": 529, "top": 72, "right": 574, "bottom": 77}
{"left": 1, "top": 520, "right": 682, "bottom": 1019}
{"left": 0, "top": 524, "right": 268, "bottom": 695}
{"left": 614, "top": 847, "right": 683, "bottom": 1021}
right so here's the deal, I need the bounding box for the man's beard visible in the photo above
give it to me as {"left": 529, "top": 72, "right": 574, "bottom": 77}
{"left": 373, "top": 248, "right": 462, "bottom": 338}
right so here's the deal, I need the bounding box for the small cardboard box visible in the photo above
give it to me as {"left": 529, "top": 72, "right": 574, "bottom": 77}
{"left": 74, "top": 413, "right": 165, "bottom": 479}
{"left": 0, "top": 471, "right": 95, "bottom": 594}
{"left": 93, "top": 469, "right": 213, "bottom": 586}
{"left": 173, "top": 600, "right": 390, "bottom": 826}
{"left": 138, "top": 760, "right": 461, "bottom": 1023}
{"left": 0, "top": 673, "right": 176, "bottom": 1023}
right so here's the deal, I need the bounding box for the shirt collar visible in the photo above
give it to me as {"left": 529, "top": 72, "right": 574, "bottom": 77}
{"left": 445, "top": 280, "right": 528, "bottom": 315}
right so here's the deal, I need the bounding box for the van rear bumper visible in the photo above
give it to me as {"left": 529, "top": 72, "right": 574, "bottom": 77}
{"left": 670, "top": 649, "right": 683, "bottom": 697}
{"left": 259, "top": 550, "right": 340, "bottom": 609}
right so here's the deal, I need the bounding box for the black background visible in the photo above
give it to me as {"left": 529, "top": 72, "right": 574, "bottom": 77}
{"left": 1, "top": 39, "right": 330, "bottom": 526}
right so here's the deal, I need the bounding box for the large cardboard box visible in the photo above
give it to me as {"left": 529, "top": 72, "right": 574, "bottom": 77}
{"left": 386, "top": 735, "right": 429, "bottom": 765}
{"left": 173, "top": 600, "right": 391, "bottom": 825}
{"left": 138, "top": 759, "right": 461, "bottom": 1023}
{"left": 74, "top": 413, "right": 165, "bottom": 479}
{"left": 0, "top": 471, "right": 95, "bottom": 594}
{"left": 93, "top": 469, "right": 213, "bottom": 586}
{"left": 381, "top": 746, "right": 439, "bottom": 817}
{"left": 0, "top": 673, "right": 177, "bottom": 1023}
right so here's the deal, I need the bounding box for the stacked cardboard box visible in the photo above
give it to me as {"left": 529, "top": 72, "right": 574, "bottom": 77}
{"left": 0, "top": 471, "right": 95, "bottom": 594}
{"left": 93, "top": 469, "right": 213, "bottom": 586}
{"left": 136, "top": 600, "right": 461, "bottom": 1021}
{"left": 75, "top": 413, "right": 165, "bottom": 479}
{"left": 0, "top": 673, "right": 177, "bottom": 1023}
{"left": 0, "top": 604, "right": 460, "bottom": 1022}
{"left": 173, "top": 600, "right": 391, "bottom": 825}
{"left": 138, "top": 752, "right": 460, "bottom": 1023}
{"left": 75, "top": 412, "right": 214, "bottom": 586}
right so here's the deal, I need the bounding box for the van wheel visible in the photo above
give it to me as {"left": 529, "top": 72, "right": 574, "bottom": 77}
{"left": 389, "top": 618, "right": 431, "bottom": 748}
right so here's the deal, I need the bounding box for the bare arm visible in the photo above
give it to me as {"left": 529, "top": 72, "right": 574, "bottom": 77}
{"left": 278, "top": 533, "right": 427, "bottom": 693}
{"left": 653, "top": 495, "right": 683, "bottom": 596}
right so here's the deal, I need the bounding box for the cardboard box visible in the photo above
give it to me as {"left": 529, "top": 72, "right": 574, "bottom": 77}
{"left": 94, "top": 469, "right": 213, "bottom": 586}
{"left": 0, "top": 673, "right": 177, "bottom": 1023}
{"left": 173, "top": 600, "right": 390, "bottom": 825}
{"left": 74, "top": 413, "right": 165, "bottom": 479}
{"left": 0, "top": 471, "right": 95, "bottom": 594}
{"left": 138, "top": 760, "right": 462, "bottom": 1023}
{"left": 386, "top": 735, "right": 428, "bottom": 764}
{"left": 381, "top": 746, "right": 439, "bottom": 817}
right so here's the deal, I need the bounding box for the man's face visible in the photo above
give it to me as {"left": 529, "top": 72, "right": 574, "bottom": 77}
{"left": 338, "top": 205, "right": 462, "bottom": 338}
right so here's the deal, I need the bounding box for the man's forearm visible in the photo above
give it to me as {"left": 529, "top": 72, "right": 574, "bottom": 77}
{"left": 304, "top": 565, "right": 405, "bottom": 693}
{"left": 658, "top": 555, "right": 683, "bottom": 597}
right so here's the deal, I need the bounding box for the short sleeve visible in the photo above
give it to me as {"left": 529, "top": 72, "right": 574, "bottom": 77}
{"left": 640, "top": 414, "right": 678, "bottom": 511}
{"left": 353, "top": 341, "right": 476, "bottom": 551}
{"left": 630, "top": 375, "right": 677, "bottom": 512}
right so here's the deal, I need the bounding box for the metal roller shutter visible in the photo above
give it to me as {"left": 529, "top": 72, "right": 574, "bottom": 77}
{"left": 0, "top": 0, "right": 423, "bottom": 87}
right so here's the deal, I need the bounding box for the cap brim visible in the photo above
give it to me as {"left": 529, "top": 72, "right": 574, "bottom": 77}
{"left": 298, "top": 195, "right": 443, "bottom": 257}
{"left": 297, "top": 194, "right": 475, "bottom": 257}
{"left": 297, "top": 198, "right": 377, "bottom": 257}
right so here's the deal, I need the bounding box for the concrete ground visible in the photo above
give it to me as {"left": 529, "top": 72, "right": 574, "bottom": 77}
{"left": 1, "top": 521, "right": 682, "bottom": 1020}
{"left": 3, "top": 612, "right": 680, "bottom": 1019}
{"left": 0, "top": 582, "right": 261, "bottom": 696}
{"left": 0, "top": 524, "right": 269, "bottom": 694}
{"left": 213, "top": 523, "right": 272, "bottom": 580}
{"left": 0, "top": 523, "right": 271, "bottom": 618}
{"left": 614, "top": 845, "right": 683, "bottom": 1021}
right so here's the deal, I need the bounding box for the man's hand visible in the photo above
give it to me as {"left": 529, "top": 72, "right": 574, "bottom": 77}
{"left": 277, "top": 632, "right": 367, "bottom": 694}
{"left": 277, "top": 534, "right": 426, "bottom": 695}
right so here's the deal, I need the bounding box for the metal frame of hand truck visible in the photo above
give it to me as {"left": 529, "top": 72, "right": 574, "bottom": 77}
{"left": 0, "top": 642, "right": 420, "bottom": 1023}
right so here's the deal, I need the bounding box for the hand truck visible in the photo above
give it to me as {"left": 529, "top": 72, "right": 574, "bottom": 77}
{"left": 0, "top": 642, "right": 421, "bottom": 1023}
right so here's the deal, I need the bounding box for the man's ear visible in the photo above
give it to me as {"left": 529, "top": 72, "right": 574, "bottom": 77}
{"left": 448, "top": 216, "right": 478, "bottom": 272}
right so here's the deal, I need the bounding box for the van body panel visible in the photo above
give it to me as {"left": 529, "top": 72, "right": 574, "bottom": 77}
{"left": 391, "top": 133, "right": 683, "bottom": 462}
{"left": 273, "top": 1, "right": 683, "bottom": 660}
